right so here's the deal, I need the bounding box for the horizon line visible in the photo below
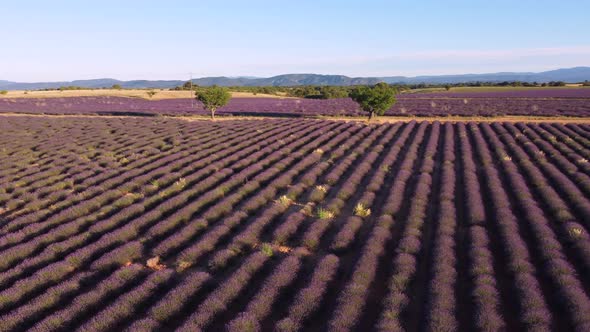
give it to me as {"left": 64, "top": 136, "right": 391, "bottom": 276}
{"left": 2, "top": 66, "right": 589, "bottom": 84}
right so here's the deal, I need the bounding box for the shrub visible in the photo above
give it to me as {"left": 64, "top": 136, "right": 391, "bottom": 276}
{"left": 277, "top": 195, "right": 293, "bottom": 207}
{"left": 353, "top": 203, "right": 371, "bottom": 217}
{"left": 316, "top": 207, "right": 334, "bottom": 219}
{"left": 260, "top": 243, "right": 274, "bottom": 257}
{"left": 309, "top": 185, "right": 328, "bottom": 202}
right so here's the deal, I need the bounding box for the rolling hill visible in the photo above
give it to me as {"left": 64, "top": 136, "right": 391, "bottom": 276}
{"left": 1, "top": 67, "right": 589, "bottom": 90}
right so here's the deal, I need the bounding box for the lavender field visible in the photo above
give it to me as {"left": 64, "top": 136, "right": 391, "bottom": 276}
{"left": 1, "top": 88, "right": 590, "bottom": 117}
{"left": 1, "top": 115, "right": 590, "bottom": 331}
{"left": 401, "top": 88, "right": 590, "bottom": 99}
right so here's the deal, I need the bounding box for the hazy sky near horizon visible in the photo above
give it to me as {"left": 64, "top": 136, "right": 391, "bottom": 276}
{"left": 2, "top": 0, "right": 589, "bottom": 81}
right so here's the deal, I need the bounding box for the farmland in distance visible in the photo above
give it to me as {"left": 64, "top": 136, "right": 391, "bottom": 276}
{"left": 1, "top": 116, "right": 590, "bottom": 331}
{"left": 1, "top": 87, "right": 590, "bottom": 117}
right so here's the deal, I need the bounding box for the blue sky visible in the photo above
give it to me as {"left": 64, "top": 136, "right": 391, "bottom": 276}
{"left": 2, "top": 0, "right": 589, "bottom": 81}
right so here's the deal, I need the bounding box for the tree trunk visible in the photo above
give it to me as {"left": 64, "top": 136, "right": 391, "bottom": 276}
{"left": 211, "top": 109, "right": 215, "bottom": 120}
{"left": 368, "top": 111, "right": 375, "bottom": 122}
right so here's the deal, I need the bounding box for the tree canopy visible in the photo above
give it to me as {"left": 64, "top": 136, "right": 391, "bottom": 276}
{"left": 196, "top": 86, "right": 231, "bottom": 119}
{"left": 349, "top": 82, "right": 397, "bottom": 121}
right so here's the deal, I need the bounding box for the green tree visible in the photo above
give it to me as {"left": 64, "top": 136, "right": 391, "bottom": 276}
{"left": 112, "top": 84, "right": 122, "bottom": 90}
{"left": 444, "top": 84, "right": 451, "bottom": 91}
{"left": 146, "top": 90, "right": 157, "bottom": 98}
{"left": 318, "top": 86, "right": 349, "bottom": 99}
{"left": 349, "top": 82, "right": 397, "bottom": 121}
{"left": 182, "top": 81, "right": 198, "bottom": 90}
{"left": 196, "top": 86, "right": 231, "bottom": 120}
{"left": 0, "top": 90, "right": 7, "bottom": 95}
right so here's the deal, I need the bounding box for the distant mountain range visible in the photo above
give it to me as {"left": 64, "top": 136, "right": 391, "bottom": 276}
{"left": 1, "top": 67, "right": 589, "bottom": 90}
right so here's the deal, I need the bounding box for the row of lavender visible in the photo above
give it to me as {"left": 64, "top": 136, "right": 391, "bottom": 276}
{"left": 1, "top": 117, "right": 590, "bottom": 331}
{"left": 401, "top": 88, "right": 590, "bottom": 99}
{"left": 1, "top": 94, "right": 589, "bottom": 116}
